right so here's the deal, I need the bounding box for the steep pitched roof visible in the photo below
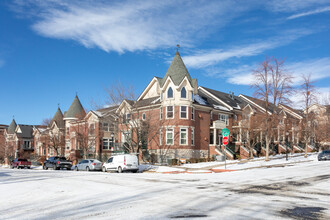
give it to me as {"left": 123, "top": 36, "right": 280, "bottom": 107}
{"left": 239, "top": 94, "right": 279, "bottom": 113}
{"left": 199, "top": 86, "right": 245, "bottom": 110}
{"left": 51, "top": 107, "right": 64, "bottom": 128}
{"left": 160, "top": 51, "right": 194, "bottom": 87}
{"left": 64, "top": 95, "right": 86, "bottom": 119}
{"left": 16, "top": 124, "right": 34, "bottom": 138}
{"left": 7, "top": 119, "right": 17, "bottom": 134}
{"left": 134, "top": 96, "right": 160, "bottom": 108}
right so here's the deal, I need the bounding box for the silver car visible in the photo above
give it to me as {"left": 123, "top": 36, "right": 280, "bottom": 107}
{"left": 74, "top": 159, "right": 102, "bottom": 171}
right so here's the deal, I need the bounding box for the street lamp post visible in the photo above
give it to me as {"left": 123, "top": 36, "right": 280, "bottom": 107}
{"left": 286, "top": 131, "right": 289, "bottom": 161}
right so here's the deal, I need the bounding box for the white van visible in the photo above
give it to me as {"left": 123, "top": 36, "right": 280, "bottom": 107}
{"left": 102, "top": 154, "right": 139, "bottom": 173}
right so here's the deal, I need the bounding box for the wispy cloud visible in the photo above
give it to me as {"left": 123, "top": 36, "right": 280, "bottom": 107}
{"left": 290, "top": 86, "right": 330, "bottom": 108}
{"left": 183, "top": 29, "right": 313, "bottom": 69}
{"left": 287, "top": 6, "right": 330, "bottom": 19}
{"left": 224, "top": 57, "right": 330, "bottom": 86}
{"left": 11, "top": 0, "right": 248, "bottom": 54}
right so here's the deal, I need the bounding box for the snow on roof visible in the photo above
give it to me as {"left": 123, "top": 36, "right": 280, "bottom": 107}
{"left": 213, "top": 105, "right": 230, "bottom": 111}
{"left": 194, "top": 94, "right": 208, "bottom": 105}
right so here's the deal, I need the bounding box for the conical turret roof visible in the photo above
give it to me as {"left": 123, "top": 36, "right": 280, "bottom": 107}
{"left": 64, "top": 95, "right": 86, "bottom": 119}
{"left": 7, "top": 119, "right": 17, "bottom": 134}
{"left": 160, "top": 51, "right": 193, "bottom": 87}
{"left": 51, "top": 107, "right": 65, "bottom": 128}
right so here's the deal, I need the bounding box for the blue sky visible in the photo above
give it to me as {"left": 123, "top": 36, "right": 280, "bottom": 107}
{"left": 1, "top": 0, "right": 330, "bottom": 125}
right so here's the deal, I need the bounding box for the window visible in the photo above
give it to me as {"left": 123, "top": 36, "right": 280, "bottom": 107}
{"left": 89, "top": 123, "right": 95, "bottom": 135}
{"left": 126, "top": 113, "right": 131, "bottom": 122}
{"left": 66, "top": 127, "right": 69, "bottom": 135}
{"left": 181, "top": 87, "right": 186, "bottom": 98}
{"left": 103, "top": 138, "right": 112, "bottom": 150}
{"left": 160, "top": 107, "right": 163, "bottom": 120}
{"left": 191, "top": 128, "right": 195, "bottom": 146}
{"left": 160, "top": 129, "right": 163, "bottom": 145}
{"left": 210, "top": 111, "right": 213, "bottom": 120}
{"left": 23, "top": 141, "right": 30, "bottom": 149}
{"left": 219, "top": 114, "right": 229, "bottom": 125}
{"left": 166, "top": 106, "right": 174, "bottom": 119}
{"left": 103, "top": 123, "right": 109, "bottom": 131}
{"left": 180, "top": 128, "right": 188, "bottom": 145}
{"left": 180, "top": 106, "right": 187, "bottom": 119}
{"left": 166, "top": 128, "right": 174, "bottom": 145}
{"left": 191, "top": 107, "right": 195, "bottom": 120}
{"left": 167, "top": 87, "right": 173, "bottom": 98}
{"left": 142, "top": 113, "right": 146, "bottom": 120}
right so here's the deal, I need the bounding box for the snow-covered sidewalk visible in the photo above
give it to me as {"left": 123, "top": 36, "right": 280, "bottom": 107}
{"left": 149, "top": 153, "right": 317, "bottom": 173}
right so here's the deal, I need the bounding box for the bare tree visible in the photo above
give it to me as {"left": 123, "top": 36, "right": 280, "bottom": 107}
{"left": 300, "top": 74, "right": 318, "bottom": 157}
{"left": 252, "top": 57, "right": 293, "bottom": 161}
{"left": 42, "top": 117, "right": 52, "bottom": 126}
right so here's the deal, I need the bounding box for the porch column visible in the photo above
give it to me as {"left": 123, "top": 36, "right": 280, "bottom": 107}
{"left": 213, "top": 128, "right": 216, "bottom": 146}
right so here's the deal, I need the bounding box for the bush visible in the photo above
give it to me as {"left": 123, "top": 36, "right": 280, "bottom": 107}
{"left": 171, "top": 159, "right": 178, "bottom": 166}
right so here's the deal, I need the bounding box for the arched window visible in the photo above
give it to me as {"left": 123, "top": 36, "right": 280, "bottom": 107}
{"left": 181, "top": 87, "right": 186, "bottom": 98}
{"left": 167, "top": 87, "right": 173, "bottom": 98}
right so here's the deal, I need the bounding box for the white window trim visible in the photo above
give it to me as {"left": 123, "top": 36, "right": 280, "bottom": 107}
{"left": 166, "top": 128, "right": 174, "bottom": 145}
{"left": 166, "top": 105, "right": 174, "bottom": 119}
{"left": 191, "top": 107, "right": 195, "bottom": 121}
{"left": 191, "top": 128, "right": 195, "bottom": 146}
{"left": 160, "top": 128, "right": 163, "bottom": 145}
{"left": 180, "top": 87, "right": 188, "bottom": 100}
{"left": 142, "top": 113, "right": 146, "bottom": 121}
{"left": 180, "top": 105, "right": 188, "bottom": 119}
{"left": 180, "top": 128, "right": 188, "bottom": 146}
{"left": 167, "top": 87, "right": 174, "bottom": 99}
{"left": 160, "top": 107, "right": 163, "bottom": 120}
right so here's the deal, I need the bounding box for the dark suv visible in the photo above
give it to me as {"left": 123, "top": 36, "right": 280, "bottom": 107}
{"left": 318, "top": 150, "right": 330, "bottom": 161}
{"left": 43, "top": 156, "right": 72, "bottom": 170}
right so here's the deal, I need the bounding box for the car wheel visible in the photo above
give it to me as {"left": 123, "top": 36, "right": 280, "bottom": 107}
{"left": 118, "top": 166, "right": 123, "bottom": 173}
{"left": 86, "top": 166, "right": 90, "bottom": 172}
{"left": 11, "top": 166, "right": 14, "bottom": 169}
{"left": 53, "top": 165, "right": 57, "bottom": 170}
{"left": 102, "top": 167, "right": 106, "bottom": 172}
{"left": 75, "top": 167, "right": 78, "bottom": 171}
{"left": 132, "top": 170, "right": 138, "bottom": 173}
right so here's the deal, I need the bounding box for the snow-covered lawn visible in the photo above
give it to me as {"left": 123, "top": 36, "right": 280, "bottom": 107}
{"left": 0, "top": 156, "right": 329, "bottom": 219}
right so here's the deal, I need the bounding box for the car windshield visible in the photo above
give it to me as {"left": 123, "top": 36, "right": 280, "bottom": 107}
{"left": 93, "top": 159, "right": 101, "bottom": 163}
{"left": 18, "top": 159, "right": 27, "bottom": 162}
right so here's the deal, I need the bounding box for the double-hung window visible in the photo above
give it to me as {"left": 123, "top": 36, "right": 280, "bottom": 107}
{"left": 103, "top": 123, "right": 109, "bottom": 131}
{"left": 219, "top": 114, "right": 229, "bottom": 125}
{"left": 166, "top": 128, "right": 174, "bottom": 145}
{"left": 159, "top": 129, "right": 163, "bottom": 145}
{"left": 180, "top": 106, "right": 187, "bottom": 119}
{"left": 191, "top": 128, "right": 195, "bottom": 145}
{"left": 167, "top": 106, "right": 174, "bottom": 119}
{"left": 191, "top": 107, "right": 195, "bottom": 120}
{"left": 180, "top": 128, "right": 188, "bottom": 145}
{"left": 160, "top": 107, "right": 163, "bottom": 120}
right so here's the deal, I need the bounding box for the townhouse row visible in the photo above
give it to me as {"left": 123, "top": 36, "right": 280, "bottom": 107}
{"left": 3, "top": 51, "right": 328, "bottom": 164}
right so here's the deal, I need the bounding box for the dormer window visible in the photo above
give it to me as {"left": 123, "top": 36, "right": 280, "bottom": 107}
{"left": 168, "top": 87, "right": 173, "bottom": 98}
{"left": 181, "top": 87, "right": 187, "bottom": 98}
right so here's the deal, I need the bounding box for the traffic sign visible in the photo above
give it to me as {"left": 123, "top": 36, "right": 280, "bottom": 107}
{"left": 223, "top": 136, "right": 229, "bottom": 145}
{"left": 222, "top": 128, "right": 230, "bottom": 137}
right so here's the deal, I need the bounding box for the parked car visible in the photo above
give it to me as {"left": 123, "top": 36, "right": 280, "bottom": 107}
{"left": 11, "top": 158, "right": 31, "bottom": 169}
{"left": 102, "top": 154, "right": 139, "bottom": 173}
{"left": 73, "top": 159, "right": 102, "bottom": 171}
{"left": 43, "top": 156, "right": 72, "bottom": 170}
{"left": 318, "top": 150, "right": 330, "bottom": 161}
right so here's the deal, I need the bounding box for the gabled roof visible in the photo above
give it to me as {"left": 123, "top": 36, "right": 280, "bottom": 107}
{"left": 51, "top": 107, "right": 64, "bottom": 128}
{"left": 16, "top": 124, "right": 34, "bottom": 138}
{"left": 64, "top": 95, "right": 86, "bottom": 119}
{"left": 134, "top": 96, "right": 160, "bottom": 108}
{"left": 239, "top": 94, "right": 278, "bottom": 114}
{"left": 160, "top": 51, "right": 195, "bottom": 87}
{"left": 199, "top": 86, "right": 244, "bottom": 110}
{"left": 7, "top": 119, "right": 17, "bottom": 134}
